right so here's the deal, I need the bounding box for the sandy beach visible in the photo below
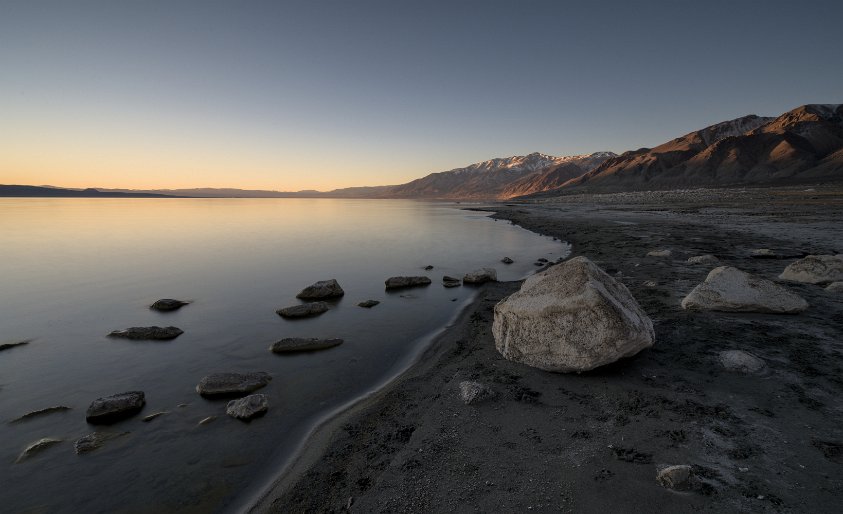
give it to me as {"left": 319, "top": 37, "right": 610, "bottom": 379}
{"left": 251, "top": 186, "right": 843, "bottom": 513}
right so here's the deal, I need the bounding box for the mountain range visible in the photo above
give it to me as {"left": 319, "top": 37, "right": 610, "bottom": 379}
{"left": 3, "top": 104, "right": 840, "bottom": 200}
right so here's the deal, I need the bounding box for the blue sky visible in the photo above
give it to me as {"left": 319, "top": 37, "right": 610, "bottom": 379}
{"left": 1, "top": 0, "right": 841, "bottom": 190}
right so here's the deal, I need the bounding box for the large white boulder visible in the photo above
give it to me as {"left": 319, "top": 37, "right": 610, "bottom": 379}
{"left": 779, "top": 255, "right": 843, "bottom": 284}
{"left": 681, "top": 266, "right": 807, "bottom": 313}
{"left": 492, "top": 256, "right": 654, "bottom": 373}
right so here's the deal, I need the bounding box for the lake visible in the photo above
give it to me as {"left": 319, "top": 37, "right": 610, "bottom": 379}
{"left": 0, "top": 198, "right": 567, "bottom": 513}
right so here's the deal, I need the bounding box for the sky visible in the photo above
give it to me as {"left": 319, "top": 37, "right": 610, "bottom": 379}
{"left": 1, "top": 0, "right": 842, "bottom": 191}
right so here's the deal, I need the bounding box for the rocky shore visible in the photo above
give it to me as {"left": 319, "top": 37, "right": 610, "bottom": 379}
{"left": 251, "top": 185, "right": 843, "bottom": 513}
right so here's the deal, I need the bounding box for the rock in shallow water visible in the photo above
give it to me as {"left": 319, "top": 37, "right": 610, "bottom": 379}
{"left": 826, "top": 281, "right": 843, "bottom": 292}
{"left": 656, "top": 464, "right": 693, "bottom": 490}
{"left": 296, "top": 279, "right": 345, "bottom": 299}
{"left": 779, "top": 255, "right": 843, "bottom": 284}
{"left": 16, "top": 438, "right": 62, "bottom": 463}
{"left": 493, "top": 256, "right": 654, "bottom": 373}
{"left": 458, "top": 381, "right": 495, "bottom": 405}
{"left": 647, "top": 249, "right": 672, "bottom": 257}
{"left": 681, "top": 266, "right": 807, "bottom": 313}
{"left": 463, "top": 268, "right": 497, "bottom": 284}
{"left": 358, "top": 299, "right": 380, "bottom": 308}
{"left": 687, "top": 254, "right": 719, "bottom": 265}
{"left": 276, "top": 302, "right": 329, "bottom": 318}
{"left": 10, "top": 405, "right": 72, "bottom": 424}
{"left": 0, "top": 340, "right": 30, "bottom": 352}
{"left": 108, "top": 326, "right": 183, "bottom": 340}
{"left": 149, "top": 299, "right": 189, "bottom": 311}
{"left": 501, "top": 257, "right": 514, "bottom": 264}
{"left": 270, "top": 338, "right": 343, "bottom": 353}
{"left": 196, "top": 372, "right": 271, "bottom": 397}
{"left": 74, "top": 431, "right": 129, "bottom": 454}
{"left": 226, "top": 394, "right": 268, "bottom": 420}
{"left": 86, "top": 391, "right": 145, "bottom": 424}
{"left": 385, "top": 276, "right": 432, "bottom": 289}
{"left": 719, "top": 350, "right": 766, "bottom": 374}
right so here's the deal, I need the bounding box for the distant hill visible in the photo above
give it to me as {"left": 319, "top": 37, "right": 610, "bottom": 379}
{"left": 526, "top": 104, "right": 843, "bottom": 196}
{"left": 0, "top": 185, "right": 178, "bottom": 198}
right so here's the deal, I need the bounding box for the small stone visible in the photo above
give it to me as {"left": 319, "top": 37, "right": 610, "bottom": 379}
{"left": 142, "top": 411, "right": 169, "bottom": 422}
{"left": 74, "top": 432, "right": 128, "bottom": 454}
{"left": 384, "top": 276, "right": 432, "bottom": 289}
{"left": 295, "top": 279, "right": 344, "bottom": 300}
{"left": 750, "top": 248, "right": 777, "bottom": 259}
{"left": 270, "top": 338, "right": 343, "bottom": 353}
{"left": 358, "top": 299, "right": 380, "bottom": 308}
{"left": 463, "top": 268, "right": 497, "bottom": 284}
{"left": 719, "top": 350, "right": 766, "bottom": 374}
{"left": 647, "top": 249, "right": 672, "bottom": 257}
{"left": 10, "top": 406, "right": 72, "bottom": 424}
{"left": 687, "top": 254, "right": 719, "bottom": 265}
{"left": 423, "top": 265, "right": 434, "bottom": 270}
{"left": 226, "top": 394, "right": 268, "bottom": 421}
{"left": 108, "top": 326, "right": 183, "bottom": 340}
{"left": 198, "top": 416, "right": 217, "bottom": 425}
{"left": 16, "top": 438, "right": 62, "bottom": 463}
{"left": 656, "top": 464, "right": 692, "bottom": 490}
{"left": 643, "top": 281, "right": 657, "bottom": 287}
{"left": 443, "top": 275, "right": 462, "bottom": 288}
{"left": 459, "top": 381, "right": 496, "bottom": 405}
{"left": 150, "top": 299, "right": 189, "bottom": 311}
{"left": 86, "top": 391, "right": 145, "bottom": 424}
{"left": 501, "top": 257, "right": 514, "bottom": 264}
{"left": 826, "top": 282, "right": 843, "bottom": 292}
{"left": 276, "top": 302, "right": 329, "bottom": 318}
{"left": 196, "top": 372, "right": 271, "bottom": 397}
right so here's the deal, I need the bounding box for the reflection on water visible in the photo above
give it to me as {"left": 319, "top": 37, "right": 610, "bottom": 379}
{"left": 0, "top": 198, "right": 567, "bottom": 513}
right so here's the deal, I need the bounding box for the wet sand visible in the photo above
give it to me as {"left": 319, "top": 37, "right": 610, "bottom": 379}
{"left": 250, "top": 186, "right": 843, "bottom": 513}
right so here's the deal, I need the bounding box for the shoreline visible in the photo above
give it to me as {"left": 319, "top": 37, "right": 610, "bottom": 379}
{"left": 249, "top": 187, "right": 843, "bottom": 513}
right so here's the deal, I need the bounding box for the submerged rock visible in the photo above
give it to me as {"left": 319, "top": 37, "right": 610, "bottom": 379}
{"left": 10, "top": 405, "right": 72, "bottom": 424}
{"left": 295, "top": 279, "right": 345, "bottom": 300}
{"left": 384, "top": 276, "right": 432, "bottom": 289}
{"left": 656, "top": 465, "right": 693, "bottom": 490}
{"left": 276, "top": 302, "right": 329, "bottom": 318}
{"left": 687, "top": 254, "right": 719, "bottom": 265}
{"left": 149, "top": 299, "right": 189, "bottom": 311}
{"left": 226, "top": 394, "right": 268, "bottom": 421}
{"left": 142, "top": 411, "right": 169, "bottom": 422}
{"left": 270, "top": 338, "right": 343, "bottom": 353}
{"left": 493, "top": 256, "right": 654, "bottom": 373}
{"left": 196, "top": 372, "right": 271, "bottom": 397}
{"left": 358, "top": 299, "right": 380, "bottom": 308}
{"left": 463, "top": 268, "right": 497, "bottom": 284}
{"left": 423, "top": 265, "right": 434, "bottom": 270}
{"left": 750, "top": 248, "right": 777, "bottom": 259}
{"left": 443, "top": 276, "right": 462, "bottom": 288}
{"left": 719, "top": 350, "right": 767, "bottom": 374}
{"left": 198, "top": 416, "right": 216, "bottom": 425}
{"left": 681, "top": 266, "right": 807, "bottom": 313}
{"left": 108, "top": 326, "right": 183, "bottom": 340}
{"left": 86, "top": 391, "right": 145, "bottom": 424}
{"left": 16, "top": 438, "right": 62, "bottom": 463}
{"left": 501, "top": 257, "right": 514, "bottom": 264}
{"left": 74, "top": 431, "right": 129, "bottom": 454}
{"left": 826, "top": 281, "right": 843, "bottom": 292}
{"left": 0, "top": 340, "right": 30, "bottom": 352}
{"left": 779, "top": 255, "right": 843, "bottom": 284}
{"left": 459, "top": 381, "right": 496, "bottom": 405}
{"left": 647, "top": 249, "right": 672, "bottom": 257}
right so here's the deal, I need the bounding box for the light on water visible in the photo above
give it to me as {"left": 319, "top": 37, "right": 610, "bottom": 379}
{"left": 0, "top": 198, "right": 567, "bottom": 513}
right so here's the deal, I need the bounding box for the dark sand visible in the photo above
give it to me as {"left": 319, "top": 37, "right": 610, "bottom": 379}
{"left": 251, "top": 186, "right": 843, "bottom": 513}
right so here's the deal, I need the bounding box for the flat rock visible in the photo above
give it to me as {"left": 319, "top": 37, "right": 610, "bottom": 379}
{"left": 226, "top": 394, "right": 268, "bottom": 421}
{"left": 826, "top": 281, "right": 843, "bottom": 292}
{"left": 501, "top": 257, "right": 514, "bottom": 264}
{"left": 358, "top": 300, "right": 380, "bottom": 308}
{"left": 463, "top": 268, "right": 497, "bottom": 284}
{"left": 687, "top": 254, "right": 719, "bottom": 265}
{"left": 493, "top": 256, "right": 654, "bottom": 373}
{"left": 270, "top": 338, "right": 343, "bottom": 353}
{"left": 196, "top": 372, "right": 271, "bottom": 397}
{"left": 276, "top": 302, "right": 329, "bottom": 318}
{"left": 0, "top": 340, "right": 30, "bottom": 352}
{"left": 108, "top": 326, "right": 183, "bottom": 340}
{"left": 142, "top": 411, "right": 169, "bottom": 422}
{"left": 385, "top": 276, "right": 432, "bottom": 289}
{"left": 296, "top": 279, "right": 345, "bottom": 300}
{"left": 149, "top": 299, "right": 189, "bottom": 311}
{"left": 681, "top": 266, "right": 808, "bottom": 313}
{"left": 86, "top": 391, "right": 145, "bottom": 424}
{"left": 16, "top": 438, "right": 62, "bottom": 463}
{"left": 647, "top": 249, "right": 672, "bottom": 257}
{"left": 779, "top": 255, "right": 843, "bottom": 284}
{"left": 458, "top": 381, "right": 495, "bottom": 405}
{"left": 656, "top": 464, "right": 693, "bottom": 490}
{"left": 719, "top": 350, "right": 767, "bottom": 374}
{"left": 74, "top": 431, "right": 129, "bottom": 454}
{"left": 750, "top": 248, "right": 778, "bottom": 259}
{"left": 10, "top": 405, "right": 72, "bottom": 424}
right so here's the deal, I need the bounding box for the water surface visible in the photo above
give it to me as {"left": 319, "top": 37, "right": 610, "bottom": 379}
{"left": 0, "top": 198, "right": 567, "bottom": 513}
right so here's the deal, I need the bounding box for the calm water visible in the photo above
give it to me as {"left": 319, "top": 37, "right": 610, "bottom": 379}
{"left": 0, "top": 198, "right": 567, "bottom": 513}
